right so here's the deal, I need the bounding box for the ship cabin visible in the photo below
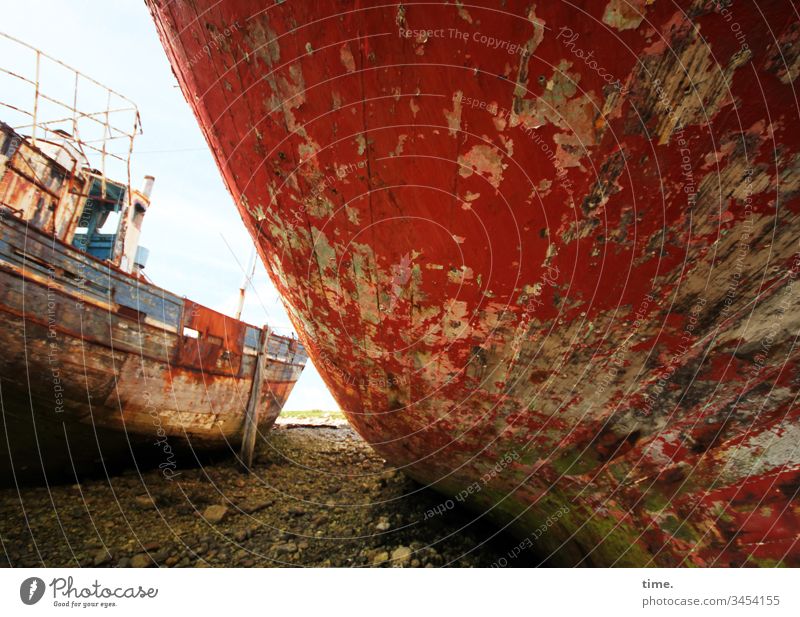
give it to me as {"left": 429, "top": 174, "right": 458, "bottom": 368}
{"left": 0, "top": 121, "right": 153, "bottom": 276}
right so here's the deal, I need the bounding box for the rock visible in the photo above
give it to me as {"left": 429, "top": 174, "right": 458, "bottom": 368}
{"left": 274, "top": 542, "right": 297, "bottom": 555}
{"left": 0, "top": 426, "right": 513, "bottom": 568}
{"left": 93, "top": 549, "right": 112, "bottom": 566}
{"left": 152, "top": 549, "right": 170, "bottom": 564}
{"left": 134, "top": 495, "right": 156, "bottom": 509}
{"left": 203, "top": 505, "right": 228, "bottom": 524}
{"left": 391, "top": 546, "right": 412, "bottom": 565}
{"left": 372, "top": 551, "right": 390, "bottom": 565}
{"left": 240, "top": 499, "right": 272, "bottom": 514}
{"left": 130, "top": 553, "right": 152, "bottom": 568}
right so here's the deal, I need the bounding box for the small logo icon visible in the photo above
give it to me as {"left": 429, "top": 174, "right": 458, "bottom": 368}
{"left": 20, "top": 577, "right": 45, "bottom": 605}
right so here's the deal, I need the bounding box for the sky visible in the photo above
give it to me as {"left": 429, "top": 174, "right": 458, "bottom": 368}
{"left": 0, "top": 0, "right": 339, "bottom": 411}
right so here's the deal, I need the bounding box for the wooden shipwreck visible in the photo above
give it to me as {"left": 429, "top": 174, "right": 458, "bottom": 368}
{"left": 0, "top": 33, "right": 306, "bottom": 484}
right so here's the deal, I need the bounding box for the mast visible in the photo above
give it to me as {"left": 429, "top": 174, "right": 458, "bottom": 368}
{"left": 234, "top": 247, "right": 257, "bottom": 321}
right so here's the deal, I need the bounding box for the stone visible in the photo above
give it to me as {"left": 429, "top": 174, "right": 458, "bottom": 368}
{"left": 375, "top": 518, "right": 391, "bottom": 532}
{"left": 274, "top": 542, "right": 297, "bottom": 555}
{"left": 116, "top": 557, "right": 131, "bottom": 568}
{"left": 93, "top": 549, "right": 112, "bottom": 566}
{"left": 391, "top": 546, "right": 412, "bottom": 565}
{"left": 372, "top": 551, "right": 390, "bottom": 565}
{"left": 134, "top": 495, "right": 155, "bottom": 509}
{"left": 240, "top": 499, "right": 272, "bottom": 514}
{"left": 203, "top": 505, "right": 228, "bottom": 524}
{"left": 152, "top": 549, "right": 170, "bottom": 563}
{"left": 130, "top": 554, "right": 152, "bottom": 568}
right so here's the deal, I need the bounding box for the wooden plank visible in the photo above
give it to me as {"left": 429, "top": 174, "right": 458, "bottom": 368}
{"left": 239, "top": 326, "right": 269, "bottom": 471}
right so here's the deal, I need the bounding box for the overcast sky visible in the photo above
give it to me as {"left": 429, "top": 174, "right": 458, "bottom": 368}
{"left": 1, "top": 0, "right": 338, "bottom": 411}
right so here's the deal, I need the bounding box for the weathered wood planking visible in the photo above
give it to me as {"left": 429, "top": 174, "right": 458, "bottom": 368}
{"left": 0, "top": 208, "right": 306, "bottom": 484}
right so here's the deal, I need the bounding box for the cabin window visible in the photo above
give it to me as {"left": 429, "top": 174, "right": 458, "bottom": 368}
{"left": 183, "top": 327, "right": 199, "bottom": 339}
{"left": 97, "top": 209, "right": 121, "bottom": 235}
{"left": 71, "top": 176, "right": 126, "bottom": 261}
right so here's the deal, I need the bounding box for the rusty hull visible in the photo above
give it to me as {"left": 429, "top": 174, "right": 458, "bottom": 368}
{"left": 147, "top": 0, "right": 800, "bottom": 565}
{"left": 0, "top": 204, "right": 306, "bottom": 484}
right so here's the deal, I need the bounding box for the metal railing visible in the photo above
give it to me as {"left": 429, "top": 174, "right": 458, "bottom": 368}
{"left": 0, "top": 31, "right": 141, "bottom": 197}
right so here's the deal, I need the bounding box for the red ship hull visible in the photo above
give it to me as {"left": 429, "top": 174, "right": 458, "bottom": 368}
{"left": 148, "top": 0, "right": 800, "bottom": 565}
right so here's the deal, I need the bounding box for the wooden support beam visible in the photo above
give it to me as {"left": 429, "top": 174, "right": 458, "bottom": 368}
{"left": 239, "top": 326, "right": 268, "bottom": 471}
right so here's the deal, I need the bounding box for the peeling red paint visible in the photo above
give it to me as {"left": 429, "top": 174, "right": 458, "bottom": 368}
{"left": 147, "top": 0, "right": 800, "bottom": 566}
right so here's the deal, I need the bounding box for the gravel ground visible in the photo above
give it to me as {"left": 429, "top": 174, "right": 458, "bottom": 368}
{"left": 0, "top": 425, "right": 536, "bottom": 567}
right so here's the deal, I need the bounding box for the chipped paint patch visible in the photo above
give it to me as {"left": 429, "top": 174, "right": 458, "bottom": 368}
{"left": 339, "top": 43, "right": 356, "bottom": 73}
{"left": 602, "top": 0, "right": 647, "bottom": 31}
{"left": 458, "top": 145, "right": 507, "bottom": 189}
{"left": 444, "top": 92, "right": 463, "bottom": 137}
